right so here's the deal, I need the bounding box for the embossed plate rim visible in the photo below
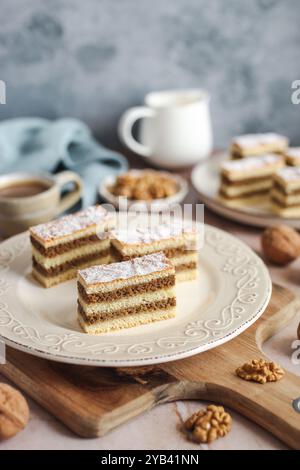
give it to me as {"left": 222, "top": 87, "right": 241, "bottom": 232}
{"left": 0, "top": 223, "right": 272, "bottom": 366}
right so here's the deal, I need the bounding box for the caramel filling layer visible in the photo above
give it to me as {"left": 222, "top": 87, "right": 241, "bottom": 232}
{"left": 175, "top": 261, "right": 197, "bottom": 272}
{"left": 271, "top": 197, "right": 300, "bottom": 208}
{"left": 32, "top": 249, "right": 110, "bottom": 276}
{"left": 273, "top": 182, "right": 300, "bottom": 196}
{"left": 78, "top": 275, "right": 175, "bottom": 303}
{"left": 230, "top": 147, "right": 283, "bottom": 158}
{"left": 78, "top": 297, "right": 176, "bottom": 324}
{"left": 219, "top": 189, "right": 269, "bottom": 200}
{"left": 230, "top": 151, "right": 244, "bottom": 160}
{"left": 31, "top": 234, "right": 104, "bottom": 257}
{"left": 111, "top": 244, "right": 197, "bottom": 261}
{"left": 221, "top": 175, "right": 271, "bottom": 186}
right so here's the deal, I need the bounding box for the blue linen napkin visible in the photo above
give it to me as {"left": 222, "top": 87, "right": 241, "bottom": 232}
{"left": 0, "top": 117, "right": 128, "bottom": 207}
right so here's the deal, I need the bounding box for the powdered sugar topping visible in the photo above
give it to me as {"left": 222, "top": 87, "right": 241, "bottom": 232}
{"left": 31, "top": 205, "right": 113, "bottom": 241}
{"left": 79, "top": 252, "right": 171, "bottom": 284}
{"left": 276, "top": 166, "right": 300, "bottom": 182}
{"left": 232, "top": 133, "right": 287, "bottom": 149}
{"left": 286, "top": 147, "right": 300, "bottom": 160}
{"left": 222, "top": 154, "right": 283, "bottom": 173}
{"left": 111, "top": 223, "right": 196, "bottom": 245}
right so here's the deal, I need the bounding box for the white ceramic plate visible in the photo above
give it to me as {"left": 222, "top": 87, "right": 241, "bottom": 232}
{"left": 191, "top": 152, "right": 300, "bottom": 229}
{"left": 98, "top": 171, "right": 188, "bottom": 212}
{"left": 0, "top": 224, "right": 271, "bottom": 367}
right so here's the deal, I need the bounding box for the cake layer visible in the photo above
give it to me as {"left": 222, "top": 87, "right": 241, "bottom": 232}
{"left": 111, "top": 243, "right": 198, "bottom": 261}
{"left": 79, "top": 288, "right": 175, "bottom": 316}
{"left": 78, "top": 274, "right": 175, "bottom": 303}
{"left": 32, "top": 268, "right": 76, "bottom": 288}
{"left": 110, "top": 249, "right": 198, "bottom": 283}
{"left": 221, "top": 154, "right": 284, "bottom": 182}
{"left": 218, "top": 191, "right": 269, "bottom": 208}
{"left": 271, "top": 201, "right": 300, "bottom": 218}
{"left": 32, "top": 239, "right": 110, "bottom": 269}
{"left": 82, "top": 270, "right": 174, "bottom": 295}
{"left": 78, "top": 307, "right": 176, "bottom": 334}
{"left": 169, "top": 252, "right": 198, "bottom": 267}
{"left": 230, "top": 133, "right": 288, "bottom": 158}
{"left": 78, "top": 295, "right": 176, "bottom": 320}
{"left": 220, "top": 178, "right": 272, "bottom": 198}
{"left": 30, "top": 233, "right": 104, "bottom": 257}
{"left": 109, "top": 225, "right": 198, "bottom": 286}
{"left": 285, "top": 147, "right": 300, "bottom": 166}
{"left": 111, "top": 238, "right": 199, "bottom": 257}
{"left": 77, "top": 252, "right": 176, "bottom": 334}
{"left": 270, "top": 182, "right": 300, "bottom": 195}
{"left": 176, "top": 269, "right": 198, "bottom": 282}
{"left": 33, "top": 249, "right": 110, "bottom": 276}
{"left": 221, "top": 174, "right": 271, "bottom": 186}
{"left": 273, "top": 167, "right": 300, "bottom": 193}
{"left": 271, "top": 188, "right": 300, "bottom": 206}
{"left": 30, "top": 205, "right": 115, "bottom": 248}
{"left": 78, "top": 252, "right": 174, "bottom": 291}
{"left": 219, "top": 188, "right": 269, "bottom": 200}
{"left": 110, "top": 229, "right": 198, "bottom": 284}
{"left": 32, "top": 254, "right": 110, "bottom": 288}
{"left": 230, "top": 152, "right": 245, "bottom": 160}
{"left": 175, "top": 261, "right": 198, "bottom": 271}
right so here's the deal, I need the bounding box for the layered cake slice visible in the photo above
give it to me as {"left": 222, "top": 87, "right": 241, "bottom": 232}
{"left": 110, "top": 223, "right": 199, "bottom": 282}
{"left": 271, "top": 167, "right": 300, "bottom": 217}
{"left": 230, "top": 133, "right": 288, "bottom": 159}
{"left": 219, "top": 154, "right": 285, "bottom": 208}
{"left": 30, "top": 205, "right": 115, "bottom": 287}
{"left": 284, "top": 147, "right": 300, "bottom": 166}
{"left": 77, "top": 252, "right": 176, "bottom": 334}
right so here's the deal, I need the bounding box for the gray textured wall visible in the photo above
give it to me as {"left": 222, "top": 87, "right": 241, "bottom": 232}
{"left": 0, "top": 0, "right": 299, "bottom": 150}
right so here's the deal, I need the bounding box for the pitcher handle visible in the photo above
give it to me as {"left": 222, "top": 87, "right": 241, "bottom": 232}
{"left": 118, "top": 107, "right": 154, "bottom": 157}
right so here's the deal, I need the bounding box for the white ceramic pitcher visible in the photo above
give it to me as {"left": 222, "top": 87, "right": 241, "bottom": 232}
{"left": 118, "top": 89, "right": 213, "bottom": 168}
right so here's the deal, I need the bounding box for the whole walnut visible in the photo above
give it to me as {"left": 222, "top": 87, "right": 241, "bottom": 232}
{"left": 261, "top": 225, "right": 300, "bottom": 266}
{"left": 0, "top": 383, "right": 29, "bottom": 440}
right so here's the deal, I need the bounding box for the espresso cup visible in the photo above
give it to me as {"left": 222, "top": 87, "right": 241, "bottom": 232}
{"left": 118, "top": 89, "right": 213, "bottom": 169}
{"left": 0, "top": 171, "right": 82, "bottom": 237}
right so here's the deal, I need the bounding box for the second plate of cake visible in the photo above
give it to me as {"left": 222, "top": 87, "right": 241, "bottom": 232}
{"left": 0, "top": 212, "right": 271, "bottom": 366}
{"left": 192, "top": 152, "right": 300, "bottom": 229}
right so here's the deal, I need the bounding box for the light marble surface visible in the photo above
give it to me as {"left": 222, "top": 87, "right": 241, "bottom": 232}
{"left": 0, "top": 204, "right": 299, "bottom": 450}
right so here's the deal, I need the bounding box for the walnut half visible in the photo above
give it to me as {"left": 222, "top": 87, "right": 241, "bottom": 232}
{"left": 184, "top": 405, "right": 232, "bottom": 444}
{"left": 0, "top": 383, "right": 29, "bottom": 440}
{"left": 236, "top": 359, "right": 285, "bottom": 384}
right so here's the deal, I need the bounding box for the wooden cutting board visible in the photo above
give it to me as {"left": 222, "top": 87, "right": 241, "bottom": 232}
{"left": 1, "top": 284, "right": 300, "bottom": 448}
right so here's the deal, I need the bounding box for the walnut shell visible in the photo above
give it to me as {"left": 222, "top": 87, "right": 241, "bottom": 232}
{"left": 261, "top": 225, "right": 300, "bottom": 266}
{"left": 0, "top": 383, "right": 29, "bottom": 440}
{"left": 297, "top": 322, "right": 300, "bottom": 340}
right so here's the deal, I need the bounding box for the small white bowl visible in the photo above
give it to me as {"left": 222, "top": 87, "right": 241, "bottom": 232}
{"left": 98, "top": 170, "right": 189, "bottom": 212}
